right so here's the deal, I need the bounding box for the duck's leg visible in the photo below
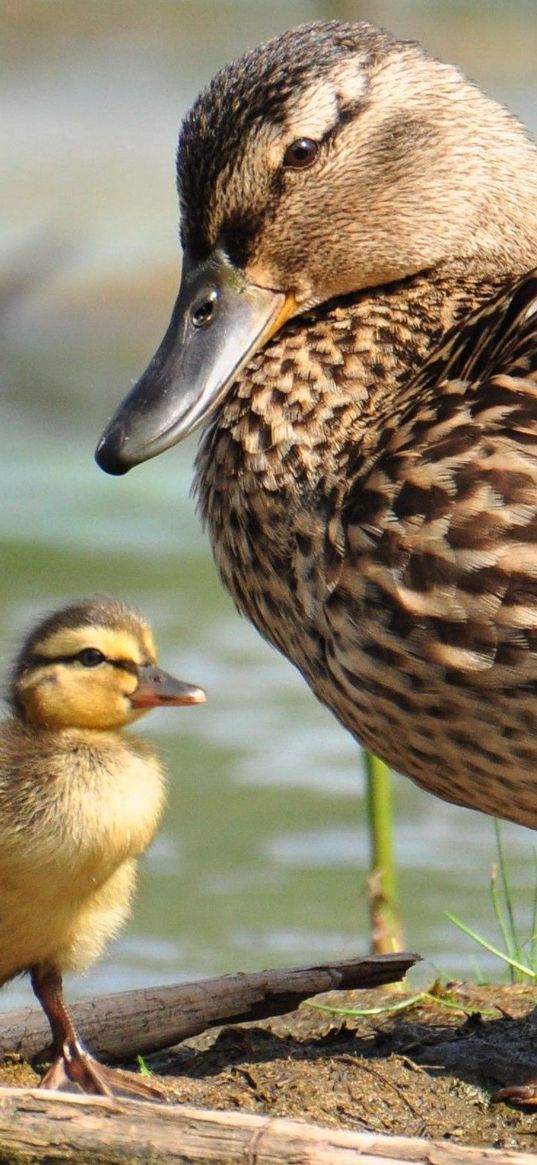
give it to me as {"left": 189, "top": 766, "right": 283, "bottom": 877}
{"left": 30, "top": 964, "right": 167, "bottom": 1102}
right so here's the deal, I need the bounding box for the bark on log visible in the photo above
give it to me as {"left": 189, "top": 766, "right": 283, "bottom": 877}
{"left": 0, "top": 1088, "right": 533, "bottom": 1165}
{"left": 0, "top": 952, "right": 417, "bottom": 1064}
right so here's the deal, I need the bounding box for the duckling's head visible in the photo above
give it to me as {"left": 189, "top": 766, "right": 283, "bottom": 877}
{"left": 96, "top": 19, "right": 537, "bottom": 474}
{"left": 11, "top": 596, "right": 205, "bottom": 731}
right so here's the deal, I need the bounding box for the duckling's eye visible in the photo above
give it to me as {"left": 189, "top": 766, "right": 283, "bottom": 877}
{"left": 77, "top": 648, "right": 105, "bottom": 668}
{"left": 282, "top": 138, "right": 319, "bottom": 170}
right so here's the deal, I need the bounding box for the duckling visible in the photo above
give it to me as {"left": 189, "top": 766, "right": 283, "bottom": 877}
{"left": 97, "top": 23, "right": 537, "bottom": 1101}
{"left": 0, "top": 595, "right": 205, "bottom": 1099}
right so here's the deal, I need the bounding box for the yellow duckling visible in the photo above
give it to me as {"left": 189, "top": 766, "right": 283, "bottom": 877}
{"left": 0, "top": 594, "right": 205, "bottom": 1099}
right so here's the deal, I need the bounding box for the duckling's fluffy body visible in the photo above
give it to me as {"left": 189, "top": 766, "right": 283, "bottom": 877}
{"left": 0, "top": 595, "right": 204, "bottom": 1097}
{"left": 0, "top": 719, "right": 163, "bottom": 982}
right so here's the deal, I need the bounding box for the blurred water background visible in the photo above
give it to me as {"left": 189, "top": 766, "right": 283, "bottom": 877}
{"left": 2, "top": 0, "right": 537, "bottom": 1007}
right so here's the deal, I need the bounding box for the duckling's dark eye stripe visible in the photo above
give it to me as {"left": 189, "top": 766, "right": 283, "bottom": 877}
{"left": 110, "top": 659, "right": 139, "bottom": 676}
{"left": 27, "top": 652, "right": 138, "bottom": 676}
{"left": 27, "top": 652, "right": 84, "bottom": 668}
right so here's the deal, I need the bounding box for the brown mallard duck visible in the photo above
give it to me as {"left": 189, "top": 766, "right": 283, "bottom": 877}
{"left": 97, "top": 22, "right": 537, "bottom": 1101}
{"left": 0, "top": 595, "right": 204, "bottom": 1099}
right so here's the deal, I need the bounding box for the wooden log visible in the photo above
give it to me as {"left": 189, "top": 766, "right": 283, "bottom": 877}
{"left": 0, "top": 953, "right": 417, "bottom": 1064}
{"left": 0, "top": 1088, "right": 533, "bottom": 1165}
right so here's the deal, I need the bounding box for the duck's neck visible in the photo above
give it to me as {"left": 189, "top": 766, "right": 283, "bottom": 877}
{"left": 196, "top": 268, "right": 504, "bottom": 506}
{"left": 193, "top": 267, "right": 506, "bottom": 664}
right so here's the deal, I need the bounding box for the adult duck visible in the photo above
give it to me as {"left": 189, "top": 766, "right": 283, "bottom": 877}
{"left": 97, "top": 22, "right": 537, "bottom": 1102}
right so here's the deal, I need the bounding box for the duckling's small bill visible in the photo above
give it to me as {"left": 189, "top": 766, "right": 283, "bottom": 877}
{"left": 130, "top": 664, "right": 205, "bottom": 708}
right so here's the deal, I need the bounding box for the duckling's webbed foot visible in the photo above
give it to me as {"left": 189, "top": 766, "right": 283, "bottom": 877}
{"left": 30, "top": 964, "right": 167, "bottom": 1102}
{"left": 493, "top": 1079, "right": 537, "bottom": 1107}
{"left": 40, "top": 1040, "right": 167, "bottom": 1101}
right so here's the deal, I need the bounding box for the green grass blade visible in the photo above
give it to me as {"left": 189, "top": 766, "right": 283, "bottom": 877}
{"left": 136, "top": 1054, "right": 152, "bottom": 1077}
{"left": 308, "top": 991, "right": 497, "bottom": 1019}
{"left": 489, "top": 861, "right": 516, "bottom": 979}
{"left": 446, "top": 912, "right": 536, "bottom": 980}
{"left": 309, "top": 993, "right": 426, "bottom": 1018}
{"left": 494, "top": 819, "right": 521, "bottom": 964}
{"left": 531, "top": 851, "right": 537, "bottom": 969}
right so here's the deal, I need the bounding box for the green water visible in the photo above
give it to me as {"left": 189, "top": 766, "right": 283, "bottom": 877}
{"left": 2, "top": 2, "right": 537, "bottom": 1009}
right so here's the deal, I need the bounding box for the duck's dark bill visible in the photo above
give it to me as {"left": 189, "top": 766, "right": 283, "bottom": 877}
{"left": 95, "top": 248, "right": 289, "bottom": 476}
{"left": 130, "top": 665, "right": 206, "bottom": 708}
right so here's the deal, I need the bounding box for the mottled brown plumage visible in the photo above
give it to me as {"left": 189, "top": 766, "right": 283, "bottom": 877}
{"left": 97, "top": 21, "right": 537, "bottom": 1101}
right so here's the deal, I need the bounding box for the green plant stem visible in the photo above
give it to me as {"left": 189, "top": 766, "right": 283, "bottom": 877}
{"left": 364, "top": 751, "right": 402, "bottom": 953}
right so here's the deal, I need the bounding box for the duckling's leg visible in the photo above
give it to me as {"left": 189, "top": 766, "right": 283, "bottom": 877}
{"left": 30, "top": 965, "right": 167, "bottom": 1101}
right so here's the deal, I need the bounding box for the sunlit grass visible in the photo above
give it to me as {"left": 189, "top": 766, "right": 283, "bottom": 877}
{"left": 308, "top": 981, "right": 497, "bottom": 1021}
{"left": 136, "top": 1054, "right": 152, "bottom": 1078}
{"left": 447, "top": 820, "right": 537, "bottom": 984}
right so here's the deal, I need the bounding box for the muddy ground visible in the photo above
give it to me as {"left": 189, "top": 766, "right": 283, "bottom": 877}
{"left": 4, "top": 982, "right": 537, "bottom": 1151}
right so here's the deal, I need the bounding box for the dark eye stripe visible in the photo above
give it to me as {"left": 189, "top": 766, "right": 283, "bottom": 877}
{"left": 27, "top": 652, "right": 139, "bottom": 676}
{"left": 78, "top": 648, "right": 105, "bottom": 668}
{"left": 110, "top": 658, "right": 139, "bottom": 676}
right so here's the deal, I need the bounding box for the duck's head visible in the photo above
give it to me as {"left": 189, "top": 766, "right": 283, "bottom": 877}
{"left": 96, "top": 19, "right": 537, "bottom": 475}
{"left": 11, "top": 596, "right": 206, "bottom": 731}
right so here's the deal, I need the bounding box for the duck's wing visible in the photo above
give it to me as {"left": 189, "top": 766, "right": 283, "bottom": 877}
{"left": 413, "top": 270, "right": 537, "bottom": 390}
{"left": 323, "top": 270, "right": 537, "bottom": 692}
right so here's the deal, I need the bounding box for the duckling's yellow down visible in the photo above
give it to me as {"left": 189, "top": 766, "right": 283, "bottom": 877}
{"left": 0, "top": 718, "right": 164, "bottom": 981}
{"left": 0, "top": 594, "right": 204, "bottom": 1099}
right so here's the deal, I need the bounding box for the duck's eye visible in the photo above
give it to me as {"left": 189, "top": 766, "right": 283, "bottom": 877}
{"left": 78, "top": 648, "right": 105, "bottom": 668}
{"left": 282, "top": 138, "right": 319, "bottom": 170}
{"left": 191, "top": 288, "right": 218, "bottom": 329}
